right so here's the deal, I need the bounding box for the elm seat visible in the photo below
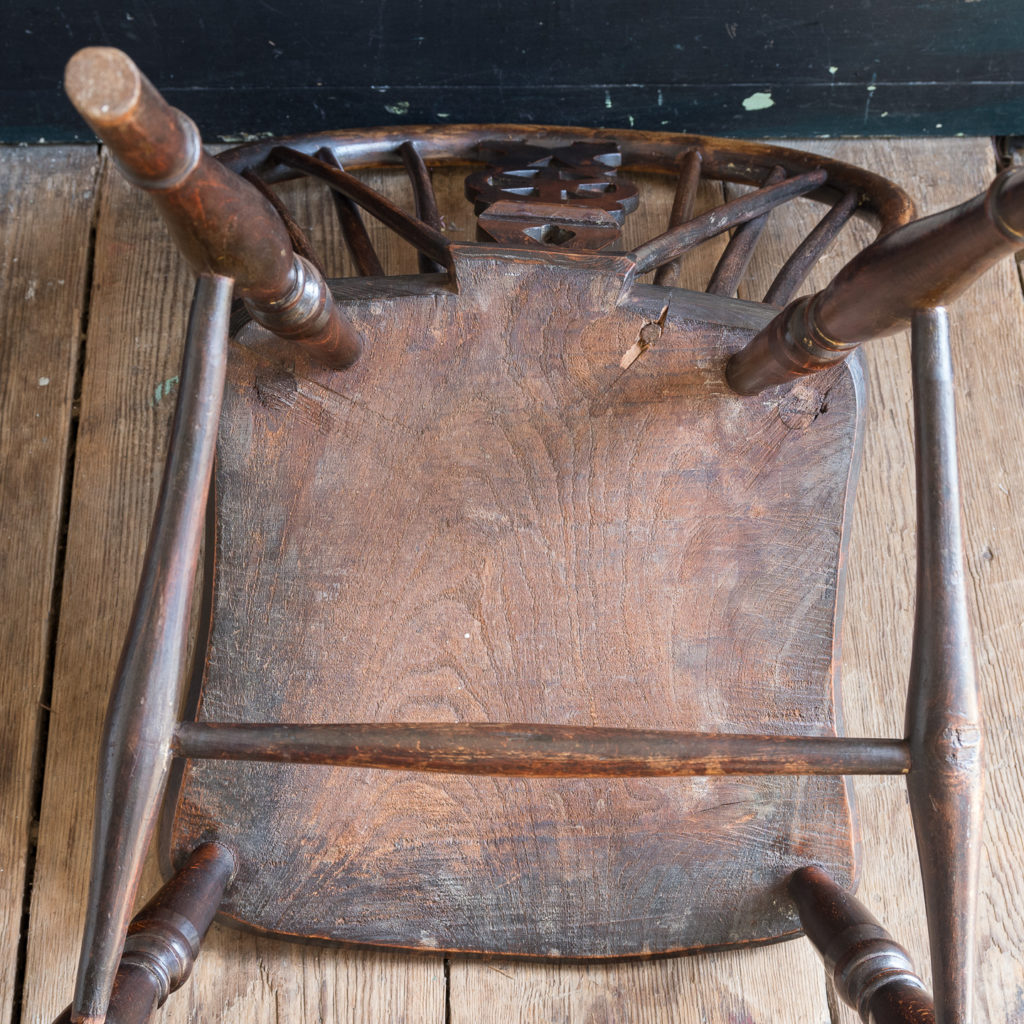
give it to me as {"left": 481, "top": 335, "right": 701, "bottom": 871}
{"left": 169, "top": 243, "right": 862, "bottom": 958}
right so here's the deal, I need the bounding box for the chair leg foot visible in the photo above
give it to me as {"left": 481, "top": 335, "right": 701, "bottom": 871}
{"left": 907, "top": 754, "right": 982, "bottom": 1024}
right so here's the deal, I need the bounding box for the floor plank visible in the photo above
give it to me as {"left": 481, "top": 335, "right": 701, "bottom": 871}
{"left": 0, "top": 145, "right": 99, "bottom": 1024}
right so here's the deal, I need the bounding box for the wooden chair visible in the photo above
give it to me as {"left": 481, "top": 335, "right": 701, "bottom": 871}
{"left": 58, "top": 46, "right": 1023, "bottom": 1024}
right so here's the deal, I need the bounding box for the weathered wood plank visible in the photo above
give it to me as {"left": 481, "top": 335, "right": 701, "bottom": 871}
{"left": 21, "top": 160, "right": 445, "bottom": 1024}
{"left": 0, "top": 145, "right": 99, "bottom": 1024}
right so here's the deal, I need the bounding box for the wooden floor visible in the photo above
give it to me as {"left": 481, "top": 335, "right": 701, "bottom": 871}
{"left": 2, "top": 137, "right": 1023, "bottom": 1024}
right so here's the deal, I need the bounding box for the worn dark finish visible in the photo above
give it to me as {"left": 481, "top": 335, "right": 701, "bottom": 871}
{"left": 905, "top": 308, "right": 982, "bottom": 1024}
{"left": 631, "top": 169, "right": 827, "bottom": 274}
{"left": 63, "top": 48, "right": 360, "bottom": 370}
{"left": 240, "top": 168, "right": 326, "bottom": 276}
{"left": 653, "top": 149, "right": 703, "bottom": 288}
{"left": 315, "top": 148, "right": 386, "bottom": 277}
{"left": 398, "top": 141, "right": 446, "bottom": 273}
{"left": 707, "top": 165, "right": 787, "bottom": 297}
{"left": 270, "top": 145, "right": 453, "bottom": 268}
{"left": 71, "top": 275, "right": 231, "bottom": 1024}
{"left": 54, "top": 844, "right": 235, "bottom": 1024}
{"left": 9, "top": 1, "right": 1024, "bottom": 142}
{"left": 763, "top": 190, "right": 859, "bottom": 307}
{"left": 727, "top": 165, "right": 1024, "bottom": 393}
{"left": 789, "top": 866, "right": 936, "bottom": 1024}
{"left": 173, "top": 723, "right": 911, "bottom": 776}
{"left": 218, "top": 126, "right": 914, "bottom": 234}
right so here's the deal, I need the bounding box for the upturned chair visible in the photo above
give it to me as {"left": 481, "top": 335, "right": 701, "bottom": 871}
{"left": 57, "top": 45, "right": 1023, "bottom": 1024}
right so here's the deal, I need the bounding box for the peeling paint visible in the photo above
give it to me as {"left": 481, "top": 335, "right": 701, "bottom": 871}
{"left": 152, "top": 376, "right": 180, "bottom": 406}
{"left": 219, "top": 131, "right": 276, "bottom": 143}
{"left": 828, "top": 66, "right": 838, "bottom": 75}
{"left": 863, "top": 73, "right": 878, "bottom": 122}
{"left": 741, "top": 91, "right": 774, "bottom": 112}
{"left": 384, "top": 101, "right": 410, "bottom": 115}
{"left": 604, "top": 90, "right": 613, "bottom": 109}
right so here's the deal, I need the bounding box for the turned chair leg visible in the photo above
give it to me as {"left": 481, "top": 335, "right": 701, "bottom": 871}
{"left": 790, "top": 866, "right": 935, "bottom": 1024}
{"left": 64, "top": 47, "right": 360, "bottom": 369}
{"left": 904, "top": 308, "right": 982, "bottom": 1024}
{"left": 55, "top": 844, "right": 236, "bottom": 1024}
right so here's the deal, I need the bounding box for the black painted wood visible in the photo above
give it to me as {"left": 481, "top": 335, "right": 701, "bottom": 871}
{"left": 5, "top": 0, "right": 1023, "bottom": 141}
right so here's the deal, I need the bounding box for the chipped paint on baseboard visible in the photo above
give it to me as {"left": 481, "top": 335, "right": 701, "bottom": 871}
{"left": 741, "top": 91, "right": 774, "bottom": 111}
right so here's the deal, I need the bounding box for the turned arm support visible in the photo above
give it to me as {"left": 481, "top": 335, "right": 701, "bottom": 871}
{"left": 64, "top": 47, "right": 360, "bottom": 369}
{"left": 727, "top": 166, "right": 1024, "bottom": 394}
{"left": 790, "top": 867, "right": 935, "bottom": 1024}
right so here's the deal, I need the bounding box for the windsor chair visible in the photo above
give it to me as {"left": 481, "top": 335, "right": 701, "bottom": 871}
{"left": 56, "top": 45, "right": 1022, "bottom": 1024}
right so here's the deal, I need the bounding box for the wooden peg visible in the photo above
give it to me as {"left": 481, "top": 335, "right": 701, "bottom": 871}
{"left": 64, "top": 47, "right": 360, "bottom": 369}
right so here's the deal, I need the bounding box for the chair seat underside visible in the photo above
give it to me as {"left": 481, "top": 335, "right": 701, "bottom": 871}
{"left": 164, "top": 244, "right": 864, "bottom": 958}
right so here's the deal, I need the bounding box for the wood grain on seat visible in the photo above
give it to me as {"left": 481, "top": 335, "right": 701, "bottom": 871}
{"left": 167, "top": 244, "right": 863, "bottom": 957}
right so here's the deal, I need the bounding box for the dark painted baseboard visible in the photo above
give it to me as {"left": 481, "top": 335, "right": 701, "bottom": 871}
{"left": 4, "top": 0, "right": 1023, "bottom": 142}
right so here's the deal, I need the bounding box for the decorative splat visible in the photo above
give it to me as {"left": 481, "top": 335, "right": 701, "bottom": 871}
{"left": 465, "top": 140, "right": 639, "bottom": 250}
